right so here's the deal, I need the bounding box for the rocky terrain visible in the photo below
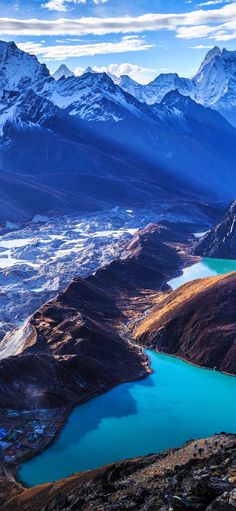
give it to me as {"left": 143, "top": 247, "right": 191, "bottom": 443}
{"left": 135, "top": 271, "right": 236, "bottom": 375}
{"left": 0, "top": 208, "right": 137, "bottom": 341}
{"left": 0, "top": 207, "right": 210, "bottom": 343}
{"left": 1, "top": 433, "right": 236, "bottom": 510}
{"left": 0, "top": 220, "right": 197, "bottom": 473}
{"left": 194, "top": 200, "right": 236, "bottom": 259}
{"left": 0, "top": 222, "right": 191, "bottom": 411}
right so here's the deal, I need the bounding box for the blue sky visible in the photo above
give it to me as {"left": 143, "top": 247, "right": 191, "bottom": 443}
{"left": 1, "top": 0, "right": 236, "bottom": 82}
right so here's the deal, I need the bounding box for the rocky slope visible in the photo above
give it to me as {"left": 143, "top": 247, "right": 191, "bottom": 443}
{"left": 135, "top": 271, "right": 236, "bottom": 375}
{"left": 86, "top": 223, "right": 184, "bottom": 322}
{"left": 2, "top": 433, "right": 236, "bottom": 510}
{"left": 0, "top": 274, "right": 148, "bottom": 410}
{"left": 0, "top": 224, "right": 188, "bottom": 411}
{"left": 194, "top": 200, "right": 236, "bottom": 258}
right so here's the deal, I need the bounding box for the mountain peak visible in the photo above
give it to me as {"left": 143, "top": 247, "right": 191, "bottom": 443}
{"left": 0, "top": 40, "right": 50, "bottom": 96}
{"left": 83, "top": 66, "right": 97, "bottom": 74}
{"left": 53, "top": 64, "right": 74, "bottom": 80}
{"left": 195, "top": 46, "right": 221, "bottom": 76}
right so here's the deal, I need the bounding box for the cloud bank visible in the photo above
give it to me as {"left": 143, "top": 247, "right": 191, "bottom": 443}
{"left": 0, "top": 2, "right": 236, "bottom": 41}
{"left": 18, "top": 36, "right": 153, "bottom": 60}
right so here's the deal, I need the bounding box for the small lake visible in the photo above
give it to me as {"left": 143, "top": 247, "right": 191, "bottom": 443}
{"left": 19, "top": 258, "right": 236, "bottom": 486}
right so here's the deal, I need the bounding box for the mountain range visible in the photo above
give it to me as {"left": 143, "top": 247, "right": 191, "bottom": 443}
{"left": 115, "top": 46, "right": 236, "bottom": 126}
{"left": 1, "top": 40, "right": 236, "bottom": 221}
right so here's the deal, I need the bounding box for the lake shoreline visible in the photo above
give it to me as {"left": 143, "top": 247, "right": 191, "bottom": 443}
{"left": 15, "top": 255, "right": 236, "bottom": 485}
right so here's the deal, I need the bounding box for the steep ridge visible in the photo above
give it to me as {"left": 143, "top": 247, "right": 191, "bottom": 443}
{"left": 0, "top": 224, "right": 187, "bottom": 411}
{"left": 2, "top": 434, "right": 236, "bottom": 511}
{"left": 194, "top": 200, "right": 236, "bottom": 258}
{"left": 86, "top": 223, "right": 184, "bottom": 321}
{"left": 135, "top": 272, "right": 236, "bottom": 375}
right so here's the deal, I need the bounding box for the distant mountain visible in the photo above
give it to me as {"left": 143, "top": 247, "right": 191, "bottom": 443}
{"left": 1, "top": 40, "right": 236, "bottom": 220}
{"left": 52, "top": 64, "right": 74, "bottom": 80}
{"left": 194, "top": 199, "right": 236, "bottom": 258}
{"left": 48, "top": 71, "right": 155, "bottom": 122}
{"left": 120, "top": 73, "right": 193, "bottom": 105}
{"left": 118, "top": 46, "right": 236, "bottom": 126}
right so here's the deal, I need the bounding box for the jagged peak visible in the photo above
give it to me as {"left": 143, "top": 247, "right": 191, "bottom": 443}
{"left": 53, "top": 64, "right": 74, "bottom": 80}
{"left": 195, "top": 46, "right": 222, "bottom": 76}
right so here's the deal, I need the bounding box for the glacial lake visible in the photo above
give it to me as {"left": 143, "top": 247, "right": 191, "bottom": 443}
{"left": 19, "top": 257, "right": 236, "bottom": 486}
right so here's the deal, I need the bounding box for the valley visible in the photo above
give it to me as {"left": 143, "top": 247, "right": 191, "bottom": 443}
{"left": 0, "top": 212, "right": 235, "bottom": 492}
{"left": 0, "top": 29, "right": 236, "bottom": 511}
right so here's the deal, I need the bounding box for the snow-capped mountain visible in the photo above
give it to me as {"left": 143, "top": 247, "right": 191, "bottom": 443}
{"left": 0, "top": 40, "right": 50, "bottom": 98}
{"left": 1, "top": 39, "right": 236, "bottom": 221}
{"left": 192, "top": 47, "right": 236, "bottom": 125}
{"left": 193, "top": 46, "right": 234, "bottom": 106}
{"left": 52, "top": 64, "right": 74, "bottom": 80}
{"left": 47, "top": 70, "right": 155, "bottom": 122}
{"left": 120, "top": 73, "right": 193, "bottom": 105}
{"left": 118, "top": 46, "right": 236, "bottom": 126}
{"left": 118, "top": 75, "right": 150, "bottom": 103}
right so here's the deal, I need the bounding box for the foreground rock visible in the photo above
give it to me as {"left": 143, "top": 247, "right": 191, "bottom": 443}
{"left": 194, "top": 199, "right": 236, "bottom": 258}
{"left": 135, "top": 272, "right": 236, "bottom": 375}
{"left": 2, "top": 434, "right": 236, "bottom": 510}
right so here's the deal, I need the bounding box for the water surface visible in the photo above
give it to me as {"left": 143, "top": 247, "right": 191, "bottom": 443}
{"left": 19, "top": 257, "right": 236, "bottom": 486}
{"left": 19, "top": 351, "right": 236, "bottom": 486}
{"left": 169, "top": 257, "right": 236, "bottom": 290}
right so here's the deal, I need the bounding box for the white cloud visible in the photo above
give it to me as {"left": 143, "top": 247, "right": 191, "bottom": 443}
{"left": 198, "top": 0, "right": 232, "bottom": 5}
{"left": 74, "top": 62, "right": 157, "bottom": 83}
{"left": 1, "top": 3, "right": 236, "bottom": 41}
{"left": 18, "top": 36, "right": 153, "bottom": 60}
{"left": 190, "top": 43, "right": 214, "bottom": 47}
{"left": 42, "top": 0, "right": 108, "bottom": 11}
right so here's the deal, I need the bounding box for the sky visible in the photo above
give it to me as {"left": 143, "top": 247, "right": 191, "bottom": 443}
{"left": 1, "top": 0, "right": 236, "bottom": 83}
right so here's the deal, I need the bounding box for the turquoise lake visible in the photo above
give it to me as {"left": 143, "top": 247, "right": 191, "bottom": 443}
{"left": 19, "top": 258, "right": 236, "bottom": 486}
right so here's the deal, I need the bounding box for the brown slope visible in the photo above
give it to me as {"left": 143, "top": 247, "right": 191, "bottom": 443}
{"left": 135, "top": 271, "right": 236, "bottom": 375}
{"left": 0, "top": 276, "right": 148, "bottom": 410}
{"left": 86, "top": 223, "right": 185, "bottom": 321}
{"left": 0, "top": 223, "right": 187, "bottom": 411}
{"left": 2, "top": 434, "right": 236, "bottom": 511}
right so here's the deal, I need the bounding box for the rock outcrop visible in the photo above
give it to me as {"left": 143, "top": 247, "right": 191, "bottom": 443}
{"left": 135, "top": 272, "right": 236, "bottom": 375}
{"left": 2, "top": 434, "right": 236, "bottom": 511}
{"left": 194, "top": 200, "right": 236, "bottom": 258}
